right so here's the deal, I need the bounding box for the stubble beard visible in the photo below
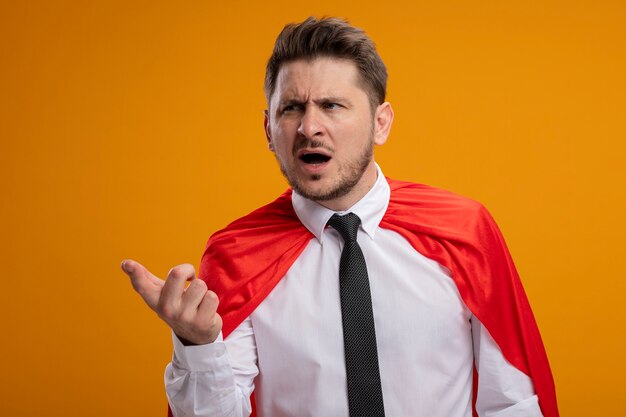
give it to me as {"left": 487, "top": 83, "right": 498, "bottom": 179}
{"left": 277, "top": 137, "right": 375, "bottom": 203}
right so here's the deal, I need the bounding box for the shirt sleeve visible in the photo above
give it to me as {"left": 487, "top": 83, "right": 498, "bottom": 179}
{"left": 164, "top": 317, "right": 258, "bottom": 417}
{"left": 472, "top": 316, "right": 543, "bottom": 417}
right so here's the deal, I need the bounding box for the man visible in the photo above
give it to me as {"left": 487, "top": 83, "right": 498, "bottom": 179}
{"left": 122, "top": 17, "right": 558, "bottom": 417}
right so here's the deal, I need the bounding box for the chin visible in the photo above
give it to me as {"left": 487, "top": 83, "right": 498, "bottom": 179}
{"left": 294, "top": 181, "right": 328, "bottom": 199}
{"left": 294, "top": 178, "right": 355, "bottom": 203}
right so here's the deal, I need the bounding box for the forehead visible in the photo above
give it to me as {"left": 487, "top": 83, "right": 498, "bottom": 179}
{"left": 272, "top": 57, "right": 366, "bottom": 101}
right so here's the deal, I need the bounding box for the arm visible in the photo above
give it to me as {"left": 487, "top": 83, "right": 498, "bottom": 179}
{"left": 472, "top": 316, "right": 543, "bottom": 417}
{"left": 121, "top": 260, "right": 257, "bottom": 417}
{"left": 166, "top": 320, "right": 258, "bottom": 417}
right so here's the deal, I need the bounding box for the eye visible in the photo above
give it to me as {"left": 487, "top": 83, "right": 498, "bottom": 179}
{"left": 322, "top": 102, "right": 341, "bottom": 110}
{"left": 281, "top": 103, "right": 303, "bottom": 114}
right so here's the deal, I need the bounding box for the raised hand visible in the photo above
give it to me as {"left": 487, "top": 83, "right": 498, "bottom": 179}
{"left": 121, "top": 259, "right": 222, "bottom": 345}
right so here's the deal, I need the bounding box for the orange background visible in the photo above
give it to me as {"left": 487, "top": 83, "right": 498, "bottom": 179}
{"left": 1, "top": 1, "right": 625, "bottom": 416}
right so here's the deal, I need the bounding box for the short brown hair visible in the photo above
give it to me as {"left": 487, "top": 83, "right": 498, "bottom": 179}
{"left": 264, "top": 17, "right": 387, "bottom": 111}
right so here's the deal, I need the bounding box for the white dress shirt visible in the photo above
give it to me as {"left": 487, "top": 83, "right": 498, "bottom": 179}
{"left": 165, "top": 166, "right": 543, "bottom": 417}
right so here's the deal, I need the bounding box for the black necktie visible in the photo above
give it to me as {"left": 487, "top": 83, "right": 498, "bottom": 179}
{"left": 328, "top": 213, "right": 385, "bottom": 417}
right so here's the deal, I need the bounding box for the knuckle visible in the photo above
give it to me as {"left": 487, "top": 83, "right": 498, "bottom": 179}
{"left": 189, "top": 279, "right": 207, "bottom": 292}
{"left": 168, "top": 263, "right": 195, "bottom": 280}
{"left": 212, "top": 314, "right": 223, "bottom": 331}
{"left": 183, "top": 263, "right": 196, "bottom": 274}
{"left": 158, "top": 303, "right": 177, "bottom": 321}
{"left": 195, "top": 279, "right": 207, "bottom": 290}
{"left": 167, "top": 266, "right": 184, "bottom": 280}
{"left": 205, "top": 290, "right": 219, "bottom": 304}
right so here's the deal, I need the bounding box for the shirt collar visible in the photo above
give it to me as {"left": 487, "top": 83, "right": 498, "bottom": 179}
{"left": 291, "top": 164, "right": 390, "bottom": 244}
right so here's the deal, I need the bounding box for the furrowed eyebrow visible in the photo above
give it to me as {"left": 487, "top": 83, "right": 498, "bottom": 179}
{"left": 277, "top": 96, "right": 352, "bottom": 109}
{"left": 279, "top": 99, "right": 305, "bottom": 107}
{"left": 314, "top": 96, "right": 351, "bottom": 106}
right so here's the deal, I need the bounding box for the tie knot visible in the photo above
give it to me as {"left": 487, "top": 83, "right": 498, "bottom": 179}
{"left": 328, "top": 213, "right": 361, "bottom": 243}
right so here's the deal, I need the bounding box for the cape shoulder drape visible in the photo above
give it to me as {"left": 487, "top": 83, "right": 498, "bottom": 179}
{"left": 169, "top": 178, "right": 558, "bottom": 417}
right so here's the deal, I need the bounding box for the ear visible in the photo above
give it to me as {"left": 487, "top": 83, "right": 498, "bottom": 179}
{"left": 264, "top": 109, "right": 274, "bottom": 151}
{"left": 373, "top": 102, "right": 394, "bottom": 146}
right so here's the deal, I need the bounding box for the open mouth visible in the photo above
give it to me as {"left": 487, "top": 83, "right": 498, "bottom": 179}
{"left": 299, "top": 152, "right": 331, "bottom": 165}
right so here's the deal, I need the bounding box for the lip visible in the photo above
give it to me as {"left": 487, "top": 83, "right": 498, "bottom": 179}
{"left": 296, "top": 148, "right": 332, "bottom": 175}
{"left": 296, "top": 148, "right": 332, "bottom": 159}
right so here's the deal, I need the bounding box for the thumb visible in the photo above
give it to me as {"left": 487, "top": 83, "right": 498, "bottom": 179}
{"left": 121, "top": 259, "right": 164, "bottom": 310}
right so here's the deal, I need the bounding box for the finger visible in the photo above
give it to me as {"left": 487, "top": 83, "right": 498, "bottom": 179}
{"left": 197, "top": 289, "right": 220, "bottom": 320}
{"left": 179, "top": 279, "right": 209, "bottom": 324}
{"left": 120, "top": 259, "right": 164, "bottom": 310}
{"left": 160, "top": 263, "right": 196, "bottom": 309}
{"left": 198, "top": 290, "right": 222, "bottom": 342}
{"left": 181, "top": 278, "right": 208, "bottom": 313}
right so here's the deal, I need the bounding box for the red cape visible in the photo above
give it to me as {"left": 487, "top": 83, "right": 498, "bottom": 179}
{"left": 184, "top": 178, "right": 558, "bottom": 417}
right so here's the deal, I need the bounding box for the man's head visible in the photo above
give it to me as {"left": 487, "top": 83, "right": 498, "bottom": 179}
{"left": 264, "top": 17, "right": 387, "bottom": 113}
{"left": 263, "top": 18, "right": 394, "bottom": 211}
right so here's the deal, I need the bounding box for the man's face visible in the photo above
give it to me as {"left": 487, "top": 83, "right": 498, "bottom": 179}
{"left": 264, "top": 57, "right": 393, "bottom": 210}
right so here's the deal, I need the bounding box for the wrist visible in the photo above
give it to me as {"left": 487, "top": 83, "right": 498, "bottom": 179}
{"left": 175, "top": 333, "right": 202, "bottom": 346}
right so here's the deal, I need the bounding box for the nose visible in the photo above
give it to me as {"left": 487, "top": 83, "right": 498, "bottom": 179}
{"left": 297, "top": 107, "right": 323, "bottom": 138}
